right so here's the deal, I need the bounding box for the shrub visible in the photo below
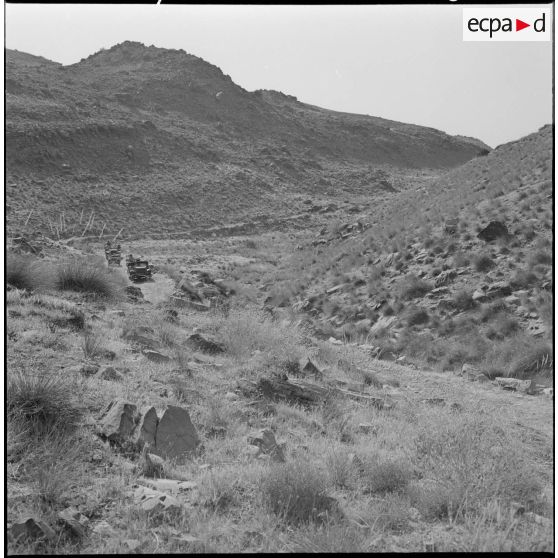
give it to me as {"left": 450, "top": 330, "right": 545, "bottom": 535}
{"left": 362, "top": 370, "right": 383, "bottom": 388}
{"left": 509, "top": 343, "right": 553, "bottom": 379}
{"left": 6, "top": 253, "right": 50, "bottom": 291}
{"left": 528, "top": 250, "right": 552, "bottom": 267}
{"left": 510, "top": 269, "right": 539, "bottom": 289}
{"left": 54, "top": 259, "right": 123, "bottom": 298}
{"left": 8, "top": 371, "right": 82, "bottom": 437}
{"left": 406, "top": 307, "right": 429, "bottom": 326}
{"left": 473, "top": 254, "right": 495, "bottom": 272}
{"left": 453, "top": 290, "right": 475, "bottom": 311}
{"left": 398, "top": 275, "right": 433, "bottom": 300}
{"left": 261, "top": 461, "right": 338, "bottom": 524}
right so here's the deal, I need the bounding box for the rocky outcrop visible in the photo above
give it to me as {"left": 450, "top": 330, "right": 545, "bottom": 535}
{"left": 477, "top": 221, "right": 509, "bottom": 242}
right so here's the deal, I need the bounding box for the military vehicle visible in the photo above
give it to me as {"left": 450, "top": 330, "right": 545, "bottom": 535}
{"left": 104, "top": 241, "right": 122, "bottom": 266}
{"left": 126, "top": 255, "right": 153, "bottom": 282}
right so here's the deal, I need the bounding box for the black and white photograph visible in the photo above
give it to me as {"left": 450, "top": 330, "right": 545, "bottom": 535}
{"left": 5, "top": 2, "right": 554, "bottom": 554}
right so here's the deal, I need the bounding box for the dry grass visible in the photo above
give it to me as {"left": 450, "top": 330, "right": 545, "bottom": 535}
{"left": 7, "top": 370, "right": 83, "bottom": 438}
{"left": 54, "top": 258, "right": 124, "bottom": 299}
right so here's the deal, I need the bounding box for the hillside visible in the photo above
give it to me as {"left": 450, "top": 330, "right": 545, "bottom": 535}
{"left": 6, "top": 41, "right": 489, "bottom": 239}
{"left": 264, "top": 125, "right": 553, "bottom": 380}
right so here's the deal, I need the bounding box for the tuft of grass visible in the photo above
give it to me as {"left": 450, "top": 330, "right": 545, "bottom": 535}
{"left": 261, "top": 461, "right": 339, "bottom": 525}
{"left": 54, "top": 259, "right": 123, "bottom": 299}
{"left": 7, "top": 371, "right": 82, "bottom": 438}
{"left": 6, "top": 253, "right": 51, "bottom": 291}
{"left": 81, "top": 330, "right": 105, "bottom": 360}
{"left": 358, "top": 456, "right": 411, "bottom": 495}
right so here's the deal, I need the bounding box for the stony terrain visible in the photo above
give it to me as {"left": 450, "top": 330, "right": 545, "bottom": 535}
{"left": 5, "top": 41, "right": 553, "bottom": 555}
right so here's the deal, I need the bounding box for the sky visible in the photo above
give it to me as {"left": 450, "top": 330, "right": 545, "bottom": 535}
{"left": 5, "top": 4, "right": 553, "bottom": 148}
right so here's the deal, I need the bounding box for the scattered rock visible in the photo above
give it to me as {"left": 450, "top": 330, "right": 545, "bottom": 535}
{"left": 460, "top": 363, "right": 489, "bottom": 382}
{"left": 477, "top": 221, "right": 509, "bottom": 242}
{"left": 66, "top": 363, "right": 100, "bottom": 377}
{"left": 109, "top": 310, "right": 125, "bottom": 318}
{"left": 494, "top": 377, "right": 535, "bottom": 394}
{"left": 57, "top": 507, "right": 90, "bottom": 538}
{"left": 171, "top": 296, "right": 209, "bottom": 312}
{"left": 142, "top": 349, "right": 172, "bottom": 363}
{"left": 125, "top": 285, "right": 144, "bottom": 302}
{"left": 137, "top": 478, "right": 197, "bottom": 495}
{"left": 247, "top": 428, "right": 286, "bottom": 462}
{"left": 10, "top": 518, "right": 56, "bottom": 542}
{"left": 134, "top": 485, "right": 181, "bottom": 514}
{"left": 357, "top": 423, "right": 377, "bottom": 435}
{"left": 421, "top": 398, "right": 445, "bottom": 406}
{"left": 299, "top": 358, "right": 323, "bottom": 378}
{"left": 434, "top": 270, "right": 457, "bottom": 288}
{"left": 444, "top": 218, "right": 459, "bottom": 235}
{"left": 97, "top": 366, "right": 123, "bottom": 382}
{"left": 328, "top": 337, "right": 343, "bottom": 345}
{"left": 152, "top": 406, "right": 201, "bottom": 463}
{"left": 121, "top": 328, "right": 161, "bottom": 350}
{"left": 185, "top": 333, "right": 225, "bottom": 354}
{"left": 123, "top": 539, "right": 143, "bottom": 552}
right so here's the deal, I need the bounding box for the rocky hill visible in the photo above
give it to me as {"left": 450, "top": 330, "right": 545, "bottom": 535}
{"left": 264, "top": 124, "right": 553, "bottom": 381}
{"left": 6, "top": 41, "right": 490, "bottom": 239}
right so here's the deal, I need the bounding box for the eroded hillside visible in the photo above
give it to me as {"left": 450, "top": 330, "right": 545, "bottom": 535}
{"left": 6, "top": 42, "right": 489, "bottom": 238}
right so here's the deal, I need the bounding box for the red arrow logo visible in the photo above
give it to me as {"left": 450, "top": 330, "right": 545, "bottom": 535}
{"left": 516, "top": 19, "right": 530, "bottom": 31}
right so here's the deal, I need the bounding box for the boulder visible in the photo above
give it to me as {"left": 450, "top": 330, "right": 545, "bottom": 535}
{"left": 57, "top": 507, "right": 90, "bottom": 538}
{"left": 122, "top": 328, "right": 161, "bottom": 351}
{"left": 185, "top": 333, "right": 224, "bottom": 355}
{"left": 135, "top": 407, "right": 159, "bottom": 449}
{"left": 171, "top": 296, "right": 209, "bottom": 312}
{"left": 444, "top": 218, "right": 459, "bottom": 235}
{"left": 299, "top": 358, "right": 323, "bottom": 378}
{"left": 125, "top": 285, "right": 144, "bottom": 302}
{"left": 137, "top": 478, "right": 197, "bottom": 495}
{"left": 247, "top": 428, "right": 285, "bottom": 463}
{"left": 98, "top": 400, "right": 139, "bottom": 444}
{"left": 134, "top": 486, "right": 181, "bottom": 514}
{"left": 97, "top": 366, "right": 123, "bottom": 382}
{"left": 477, "top": 221, "right": 509, "bottom": 242}
{"left": 460, "top": 363, "right": 488, "bottom": 382}
{"left": 10, "top": 518, "right": 56, "bottom": 542}
{"left": 142, "top": 349, "right": 171, "bottom": 363}
{"left": 494, "top": 377, "right": 535, "bottom": 394}
{"left": 152, "top": 406, "right": 200, "bottom": 463}
{"left": 434, "top": 270, "right": 457, "bottom": 288}
{"left": 67, "top": 363, "right": 99, "bottom": 377}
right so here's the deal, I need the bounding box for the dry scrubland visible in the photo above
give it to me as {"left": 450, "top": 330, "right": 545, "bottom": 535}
{"left": 5, "top": 41, "right": 553, "bottom": 555}
{"left": 267, "top": 126, "right": 553, "bottom": 382}
{"left": 6, "top": 240, "right": 553, "bottom": 553}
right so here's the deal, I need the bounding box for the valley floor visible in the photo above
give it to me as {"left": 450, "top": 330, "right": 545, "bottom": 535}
{"left": 6, "top": 232, "right": 554, "bottom": 554}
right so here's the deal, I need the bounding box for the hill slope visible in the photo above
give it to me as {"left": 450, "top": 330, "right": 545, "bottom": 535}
{"left": 6, "top": 41, "right": 489, "bottom": 238}
{"left": 265, "top": 125, "right": 553, "bottom": 377}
